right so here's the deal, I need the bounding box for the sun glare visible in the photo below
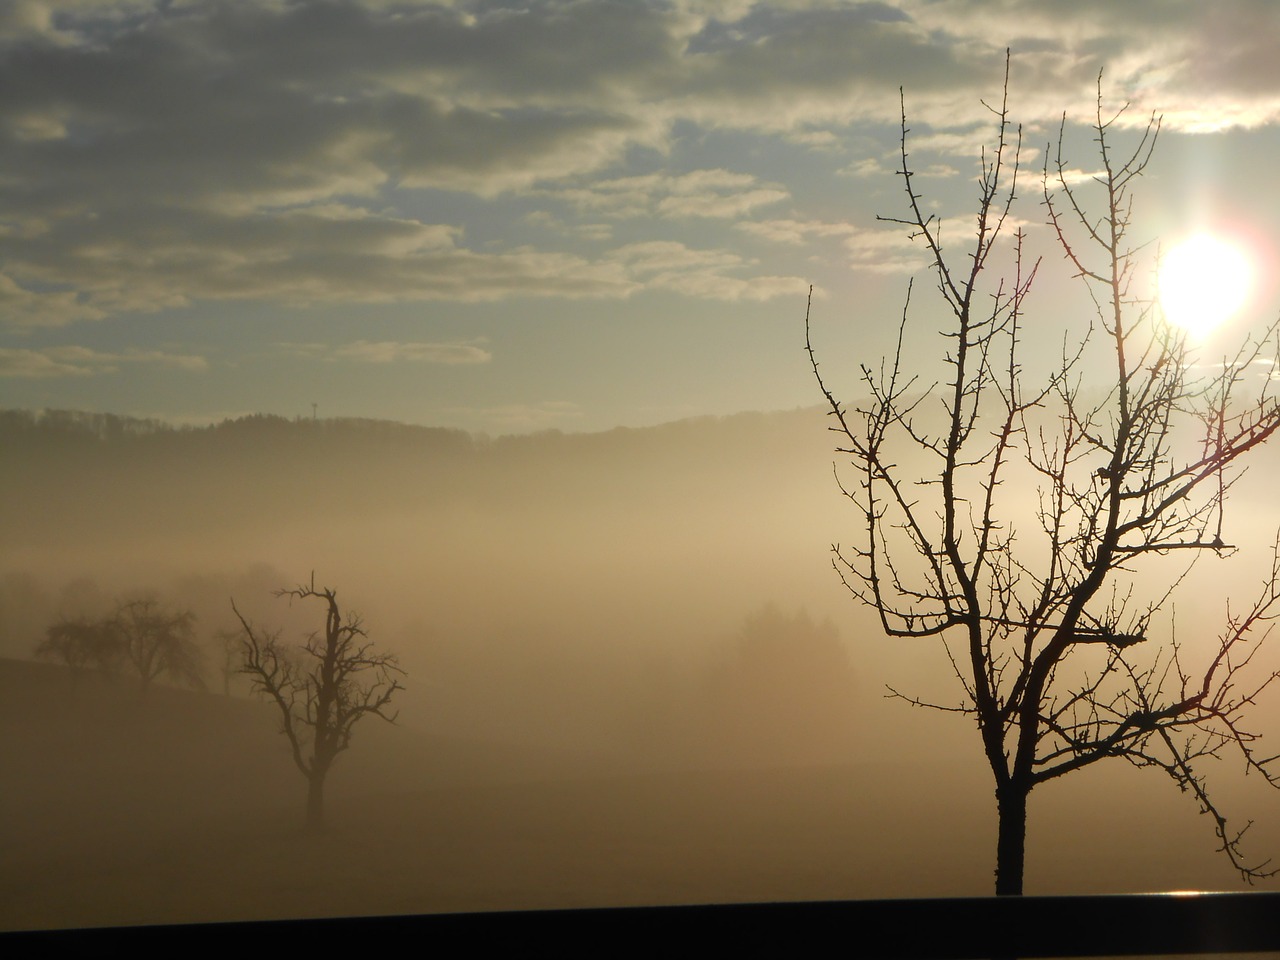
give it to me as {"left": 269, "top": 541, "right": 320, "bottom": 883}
{"left": 1158, "top": 233, "right": 1253, "bottom": 338}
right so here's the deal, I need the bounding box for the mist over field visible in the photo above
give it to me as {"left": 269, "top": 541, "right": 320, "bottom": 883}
{"left": 3, "top": 406, "right": 1279, "bottom": 931}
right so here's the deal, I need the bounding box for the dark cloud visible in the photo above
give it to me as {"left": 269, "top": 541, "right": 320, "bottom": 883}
{"left": 687, "top": 3, "right": 911, "bottom": 55}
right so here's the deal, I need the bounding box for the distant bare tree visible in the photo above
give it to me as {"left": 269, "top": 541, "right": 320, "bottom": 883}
{"left": 112, "top": 597, "right": 205, "bottom": 695}
{"left": 233, "top": 575, "right": 404, "bottom": 831}
{"left": 807, "top": 65, "right": 1280, "bottom": 895}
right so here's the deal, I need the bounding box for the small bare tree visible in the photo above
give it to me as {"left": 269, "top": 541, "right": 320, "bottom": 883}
{"left": 233, "top": 576, "right": 404, "bottom": 832}
{"left": 807, "top": 64, "right": 1280, "bottom": 895}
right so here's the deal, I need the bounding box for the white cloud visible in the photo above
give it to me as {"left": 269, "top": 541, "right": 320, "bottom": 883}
{"left": 1048, "top": 167, "right": 1109, "bottom": 189}
{"left": 844, "top": 225, "right": 933, "bottom": 274}
{"left": 603, "top": 240, "right": 809, "bottom": 301}
{"left": 843, "top": 157, "right": 893, "bottom": 178}
{"left": 741, "top": 217, "right": 931, "bottom": 274}
{"left": 657, "top": 186, "right": 789, "bottom": 218}
{"left": 738, "top": 219, "right": 859, "bottom": 245}
{"left": 785, "top": 129, "right": 842, "bottom": 149}
{"left": 540, "top": 169, "right": 789, "bottom": 220}
{"left": 653, "top": 270, "right": 811, "bottom": 301}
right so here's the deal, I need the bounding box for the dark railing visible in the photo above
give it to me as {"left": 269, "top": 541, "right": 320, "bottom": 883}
{"left": 7, "top": 892, "right": 1280, "bottom": 957}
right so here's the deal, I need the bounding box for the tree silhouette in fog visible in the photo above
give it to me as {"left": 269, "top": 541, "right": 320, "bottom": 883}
{"left": 233, "top": 575, "right": 404, "bottom": 832}
{"left": 36, "top": 595, "right": 203, "bottom": 695}
{"left": 809, "top": 64, "right": 1280, "bottom": 894}
{"left": 36, "top": 616, "right": 120, "bottom": 679}
{"left": 112, "top": 597, "right": 205, "bottom": 696}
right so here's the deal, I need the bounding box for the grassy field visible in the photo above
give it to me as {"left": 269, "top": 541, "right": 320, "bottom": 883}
{"left": 1, "top": 656, "right": 1266, "bottom": 932}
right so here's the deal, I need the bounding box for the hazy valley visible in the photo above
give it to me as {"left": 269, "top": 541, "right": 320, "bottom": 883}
{"left": 3, "top": 407, "right": 1278, "bottom": 931}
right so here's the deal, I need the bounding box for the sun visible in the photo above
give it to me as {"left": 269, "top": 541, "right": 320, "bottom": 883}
{"left": 1158, "top": 233, "right": 1253, "bottom": 338}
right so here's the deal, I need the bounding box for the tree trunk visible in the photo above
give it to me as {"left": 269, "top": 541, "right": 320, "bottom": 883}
{"left": 995, "top": 783, "right": 1028, "bottom": 896}
{"left": 306, "top": 772, "right": 326, "bottom": 832}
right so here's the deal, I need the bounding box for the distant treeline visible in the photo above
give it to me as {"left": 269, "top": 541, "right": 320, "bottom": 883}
{"left": 1, "top": 406, "right": 818, "bottom": 452}
{"left": 0, "top": 405, "right": 834, "bottom": 551}
{"left": 0, "top": 408, "right": 475, "bottom": 454}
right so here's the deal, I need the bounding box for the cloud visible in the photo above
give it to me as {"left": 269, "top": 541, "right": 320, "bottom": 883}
{"left": 5, "top": 1, "right": 1280, "bottom": 329}
{"left": 282, "top": 339, "right": 493, "bottom": 365}
{"left": 0, "top": 1, "right": 71, "bottom": 44}
{"left": 843, "top": 157, "right": 894, "bottom": 178}
{"left": 524, "top": 211, "right": 614, "bottom": 242}
{"left": 334, "top": 340, "right": 492, "bottom": 364}
{"left": 841, "top": 153, "right": 956, "bottom": 179}
{"left": 2, "top": 207, "right": 638, "bottom": 317}
{"left": 0, "top": 345, "right": 207, "bottom": 378}
{"left": 0, "top": 348, "right": 92, "bottom": 378}
{"left": 2, "top": 195, "right": 809, "bottom": 322}
{"left": 0, "top": 1, "right": 669, "bottom": 214}
{"left": 738, "top": 218, "right": 860, "bottom": 245}
{"left": 1047, "top": 167, "right": 1110, "bottom": 189}
{"left": 737, "top": 217, "right": 935, "bottom": 273}
{"left": 657, "top": 186, "right": 789, "bottom": 219}
{"left": 674, "top": 3, "right": 953, "bottom": 122}
{"left": 843, "top": 225, "right": 933, "bottom": 274}
{"left": 0, "top": 274, "right": 105, "bottom": 328}
{"left": 6, "top": 4, "right": 1279, "bottom": 204}
{"left": 605, "top": 241, "right": 810, "bottom": 301}
{"left": 540, "top": 169, "right": 789, "bottom": 220}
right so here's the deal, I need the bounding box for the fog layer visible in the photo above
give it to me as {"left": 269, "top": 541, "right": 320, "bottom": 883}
{"left": 2, "top": 408, "right": 1277, "bottom": 930}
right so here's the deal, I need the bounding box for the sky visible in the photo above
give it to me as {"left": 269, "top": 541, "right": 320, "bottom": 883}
{"left": 1, "top": 0, "right": 1279, "bottom": 435}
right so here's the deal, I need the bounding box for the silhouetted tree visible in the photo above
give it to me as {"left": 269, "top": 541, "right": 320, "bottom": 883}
{"left": 233, "top": 576, "right": 404, "bottom": 831}
{"left": 35, "top": 616, "right": 120, "bottom": 678}
{"left": 112, "top": 597, "right": 205, "bottom": 695}
{"left": 35, "top": 596, "right": 203, "bottom": 694}
{"left": 808, "top": 64, "right": 1280, "bottom": 895}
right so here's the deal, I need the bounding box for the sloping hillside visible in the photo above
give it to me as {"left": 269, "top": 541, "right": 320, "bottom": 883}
{"left": 0, "top": 657, "right": 989, "bottom": 930}
{"left": 2, "top": 656, "right": 1260, "bottom": 933}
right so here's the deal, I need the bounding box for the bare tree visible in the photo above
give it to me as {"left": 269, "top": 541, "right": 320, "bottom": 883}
{"left": 111, "top": 597, "right": 205, "bottom": 695}
{"left": 807, "top": 64, "right": 1280, "bottom": 895}
{"left": 233, "top": 575, "right": 404, "bottom": 832}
